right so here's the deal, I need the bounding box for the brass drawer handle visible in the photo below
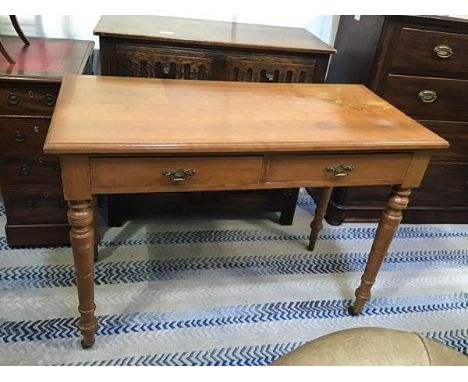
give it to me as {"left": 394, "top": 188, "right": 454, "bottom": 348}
{"left": 433, "top": 44, "right": 453, "bottom": 59}
{"left": 19, "top": 164, "right": 30, "bottom": 176}
{"left": 162, "top": 65, "right": 170, "bottom": 75}
{"left": 418, "top": 89, "right": 438, "bottom": 103}
{"left": 8, "top": 93, "right": 20, "bottom": 105}
{"left": 326, "top": 164, "right": 355, "bottom": 177}
{"left": 15, "top": 130, "right": 25, "bottom": 142}
{"left": 162, "top": 168, "right": 196, "bottom": 182}
{"left": 44, "top": 93, "right": 56, "bottom": 107}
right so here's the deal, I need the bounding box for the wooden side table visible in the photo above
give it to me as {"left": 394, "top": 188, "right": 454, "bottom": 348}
{"left": 44, "top": 75, "right": 448, "bottom": 349}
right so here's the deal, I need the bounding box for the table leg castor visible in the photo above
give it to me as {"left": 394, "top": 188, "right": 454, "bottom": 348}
{"left": 81, "top": 339, "right": 95, "bottom": 349}
{"left": 347, "top": 306, "right": 360, "bottom": 316}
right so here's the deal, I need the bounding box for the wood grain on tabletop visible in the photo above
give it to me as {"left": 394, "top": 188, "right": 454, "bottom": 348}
{"left": 44, "top": 75, "right": 449, "bottom": 154}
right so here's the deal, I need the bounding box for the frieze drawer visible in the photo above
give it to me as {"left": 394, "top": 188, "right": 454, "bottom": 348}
{"left": 90, "top": 156, "right": 263, "bottom": 192}
{"left": 266, "top": 154, "right": 413, "bottom": 185}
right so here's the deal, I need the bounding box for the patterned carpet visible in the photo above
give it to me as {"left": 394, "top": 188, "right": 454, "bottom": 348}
{"left": 0, "top": 190, "right": 467, "bottom": 365}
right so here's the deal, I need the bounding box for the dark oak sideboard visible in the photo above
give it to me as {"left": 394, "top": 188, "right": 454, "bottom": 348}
{"left": 315, "top": 15, "right": 468, "bottom": 224}
{"left": 0, "top": 37, "right": 94, "bottom": 246}
{"left": 94, "top": 15, "right": 335, "bottom": 226}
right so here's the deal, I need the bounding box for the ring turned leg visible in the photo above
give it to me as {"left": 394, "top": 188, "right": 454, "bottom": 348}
{"left": 349, "top": 186, "right": 411, "bottom": 315}
{"left": 68, "top": 200, "right": 98, "bottom": 349}
{"left": 308, "top": 187, "right": 333, "bottom": 251}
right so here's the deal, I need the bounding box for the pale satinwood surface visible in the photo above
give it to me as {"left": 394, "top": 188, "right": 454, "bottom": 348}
{"left": 44, "top": 75, "right": 449, "bottom": 154}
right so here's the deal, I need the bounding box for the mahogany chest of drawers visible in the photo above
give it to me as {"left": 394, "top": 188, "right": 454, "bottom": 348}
{"left": 315, "top": 15, "right": 468, "bottom": 224}
{"left": 0, "top": 37, "right": 94, "bottom": 245}
{"left": 94, "top": 15, "right": 335, "bottom": 226}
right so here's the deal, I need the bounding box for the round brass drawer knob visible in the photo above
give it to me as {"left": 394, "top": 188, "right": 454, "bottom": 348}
{"left": 8, "top": 93, "right": 20, "bottom": 105}
{"left": 418, "top": 90, "right": 438, "bottom": 103}
{"left": 433, "top": 44, "right": 453, "bottom": 59}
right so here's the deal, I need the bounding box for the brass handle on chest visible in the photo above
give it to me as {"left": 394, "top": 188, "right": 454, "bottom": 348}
{"left": 326, "top": 164, "right": 355, "bottom": 177}
{"left": 418, "top": 90, "right": 438, "bottom": 103}
{"left": 162, "top": 65, "right": 170, "bottom": 75}
{"left": 162, "top": 168, "right": 196, "bottom": 182}
{"left": 433, "top": 44, "right": 453, "bottom": 59}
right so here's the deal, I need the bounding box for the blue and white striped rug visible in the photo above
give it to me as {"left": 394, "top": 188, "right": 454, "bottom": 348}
{"left": 0, "top": 190, "right": 467, "bottom": 365}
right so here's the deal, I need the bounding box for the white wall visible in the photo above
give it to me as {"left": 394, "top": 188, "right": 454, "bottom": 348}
{"left": 0, "top": 13, "right": 339, "bottom": 48}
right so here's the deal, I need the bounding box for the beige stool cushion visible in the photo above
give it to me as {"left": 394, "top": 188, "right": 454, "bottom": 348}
{"left": 272, "top": 327, "right": 468, "bottom": 366}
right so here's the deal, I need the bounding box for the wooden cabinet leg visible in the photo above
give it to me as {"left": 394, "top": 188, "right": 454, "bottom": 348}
{"left": 68, "top": 200, "right": 98, "bottom": 349}
{"left": 308, "top": 187, "right": 332, "bottom": 251}
{"left": 349, "top": 186, "right": 411, "bottom": 315}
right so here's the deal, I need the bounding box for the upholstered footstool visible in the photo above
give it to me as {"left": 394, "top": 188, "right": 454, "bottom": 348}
{"left": 272, "top": 327, "right": 468, "bottom": 366}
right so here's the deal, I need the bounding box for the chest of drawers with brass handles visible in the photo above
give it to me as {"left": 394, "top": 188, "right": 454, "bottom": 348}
{"left": 322, "top": 15, "right": 468, "bottom": 224}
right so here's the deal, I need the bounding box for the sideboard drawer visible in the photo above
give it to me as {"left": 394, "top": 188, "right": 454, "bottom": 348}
{"left": 391, "top": 28, "right": 468, "bottom": 74}
{"left": 0, "top": 117, "right": 50, "bottom": 156}
{"left": 2, "top": 156, "right": 61, "bottom": 185}
{"left": 382, "top": 74, "right": 468, "bottom": 119}
{"left": 91, "top": 156, "right": 263, "bottom": 190}
{"left": 266, "top": 154, "right": 412, "bottom": 184}
{"left": 115, "top": 45, "right": 214, "bottom": 80}
{"left": 3, "top": 185, "right": 67, "bottom": 225}
{"left": 0, "top": 83, "right": 59, "bottom": 116}
{"left": 225, "top": 54, "right": 316, "bottom": 83}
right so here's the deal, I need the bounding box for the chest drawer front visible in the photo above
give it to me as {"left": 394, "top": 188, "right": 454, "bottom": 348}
{"left": 2, "top": 185, "right": 67, "bottom": 225}
{"left": 0, "top": 117, "right": 50, "bottom": 156}
{"left": 411, "top": 161, "right": 468, "bottom": 206}
{"left": 392, "top": 28, "right": 468, "bottom": 74}
{"left": 418, "top": 120, "right": 468, "bottom": 161}
{"left": 0, "top": 83, "right": 59, "bottom": 116}
{"left": 90, "top": 156, "right": 263, "bottom": 191}
{"left": 225, "top": 54, "right": 316, "bottom": 83}
{"left": 115, "top": 45, "right": 214, "bottom": 80}
{"left": 266, "top": 154, "right": 412, "bottom": 184}
{"left": 381, "top": 74, "right": 468, "bottom": 120}
{"left": 2, "top": 156, "right": 61, "bottom": 185}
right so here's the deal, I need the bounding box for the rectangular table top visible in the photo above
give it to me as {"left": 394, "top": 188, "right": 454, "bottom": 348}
{"left": 44, "top": 75, "right": 448, "bottom": 155}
